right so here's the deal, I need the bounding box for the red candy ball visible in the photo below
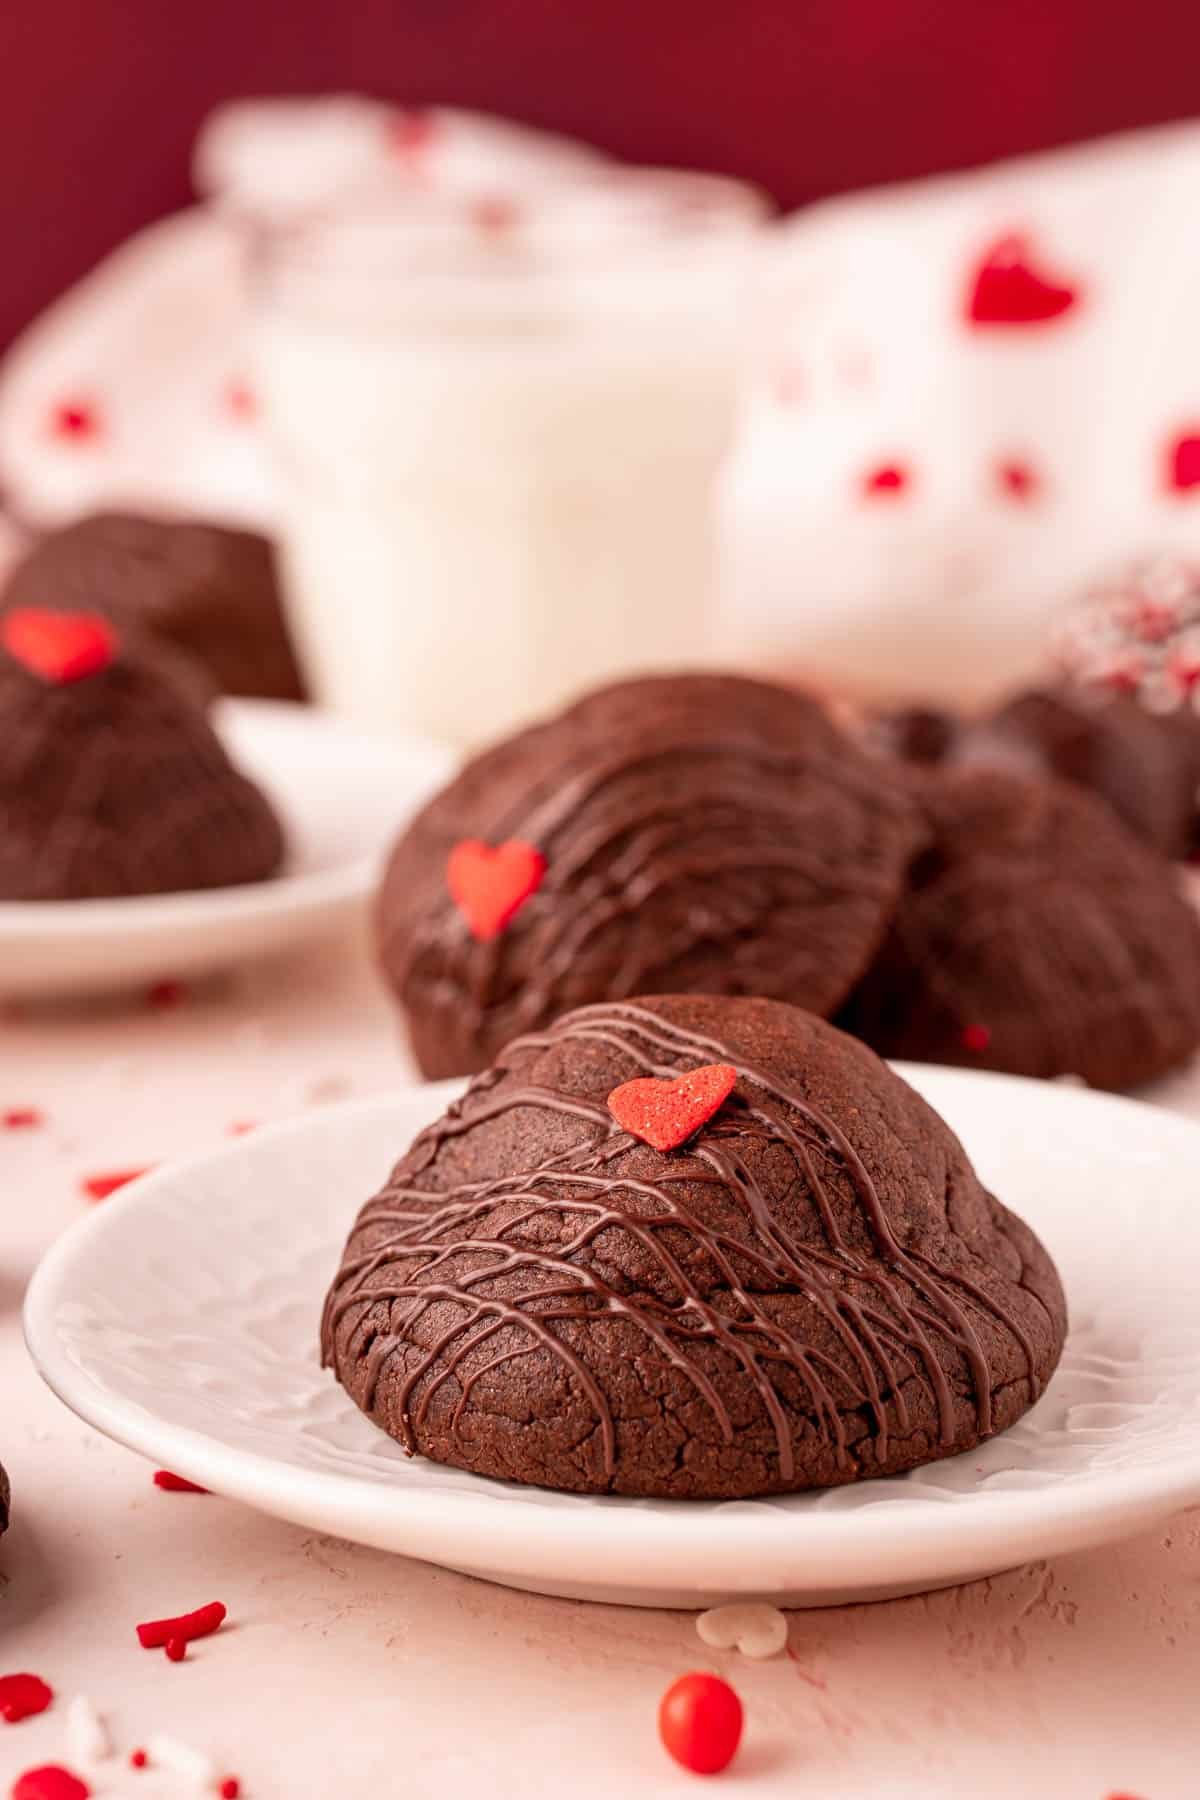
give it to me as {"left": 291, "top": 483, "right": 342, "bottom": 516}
{"left": 658, "top": 1671, "right": 743, "bottom": 1775}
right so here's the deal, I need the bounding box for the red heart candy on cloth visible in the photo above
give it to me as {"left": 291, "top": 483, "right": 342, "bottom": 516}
{"left": 608, "top": 1063, "right": 738, "bottom": 1152}
{"left": 966, "top": 233, "right": 1079, "bottom": 326}
{"left": 446, "top": 839, "right": 546, "bottom": 942}
{"left": 1, "top": 610, "right": 117, "bottom": 684}
{"left": 1165, "top": 430, "right": 1200, "bottom": 493}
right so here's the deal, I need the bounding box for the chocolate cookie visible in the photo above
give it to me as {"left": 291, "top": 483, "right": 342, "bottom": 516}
{"left": 866, "top": 688, "right": 1199, "bottom": 859}
{"left": 0, "top": 608, "right": 285, "bottom": 899}
{"left": 839, "top": 766, "right": 1200, "bottom": 1089}
{"left": 322, "top": 994, "right": 1066, "bottom": 1498}
{"left": 2, "top": 512, "right": 307, "bottom": 702}
{"left": 378, "top": 672, "right": 922, "bottom": 1077}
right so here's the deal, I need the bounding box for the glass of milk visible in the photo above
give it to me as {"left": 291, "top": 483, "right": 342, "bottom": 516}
{"left": 252, "top": 171, "right": 764, "bottom": 746}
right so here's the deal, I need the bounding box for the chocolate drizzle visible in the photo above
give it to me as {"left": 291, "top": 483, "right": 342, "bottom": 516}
{"left": 323, "top": 1002, "right": 1043, "bottom": 1488}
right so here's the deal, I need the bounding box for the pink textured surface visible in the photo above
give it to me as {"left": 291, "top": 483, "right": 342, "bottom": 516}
{"left": 2, "top": 929, "right": 1198, "bottom": 1795}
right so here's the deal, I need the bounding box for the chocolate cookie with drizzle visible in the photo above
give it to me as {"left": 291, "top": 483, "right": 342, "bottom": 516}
{"left": 322, "top": 994, "right": 1066, "bottom": 1498}
{"left": 377, "top": 672, "right": 923, "bottom": 1078}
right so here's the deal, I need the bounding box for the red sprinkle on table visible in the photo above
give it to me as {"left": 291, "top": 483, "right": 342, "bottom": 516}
{"left": 129, "top": 1750, "right": 148, "bottom": 1769}
{"left": 2, "top": 1108, "right": 42, "bottom": 1130}
{"left": 227, "top": 1121, "right": 257, "bottom": 1136}
{"left": 961, "top": 1023, "right": 992, "bottom": 1053}
{"left": 11, "top": 1770, "right": 90, "bottom": 1800}
{"left": 164, "top": 1639, "right": 187, "bottom": 1663}
{"left": 225, "top": 381, "right": 256, "bottom": 421}
{"left": 136, "top": 1601, "right": 227, "bottom": 1651}
{"left": 446, "top": 839, "right": 546, "bottom": 941}
{"left": 219, "top": 1781, "right": 241, "bottom": 1799}
{"left": 658, "top": 1671, "right": 744, "bottom": 1775}
{"left": 81, "top": 1168, "right": 152, "bottom": 1202}
{"left": 861, "top": 462, "right": 911, "bottom": 497}
{"left": 387, "top": 108, "right": 436, "bottom": 154}
{"left": 0, "top": 1674, "right": 53, "bottom": 1723}
{"left": 152, "top": 1471, "right": 209, "bottom": 1495}
{"left": 470, "top": 194, "right": 520, "bottom": 234}
{"left": 608, "top": 1064, "right": 737, "bottom": 1153}
{"left": 1, "top": 611, "right": 116, "bottom": 685}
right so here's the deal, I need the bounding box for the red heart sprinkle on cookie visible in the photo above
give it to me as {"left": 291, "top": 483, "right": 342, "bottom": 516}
{"left": 608, "top": 1064, "right": 737, "bottom": 1152}
{"left": 966, "top": 232, "right": 1079, "bottom": 326}
{"left": 0, "top": 1673, "right": 54, "bottom": 1723}
{"left": 2, "top": 610, "right": 117, "bottom": 684}
{"left": 447, "top": 840, "right": 545, "bottom": 942}
{"left": 961, "top": 1023, "right": 992, "bottom": 1053}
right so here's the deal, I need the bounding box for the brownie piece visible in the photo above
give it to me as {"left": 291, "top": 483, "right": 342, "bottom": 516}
{"left": 323, "top": 993, "right": 1067, "bottom": 1498}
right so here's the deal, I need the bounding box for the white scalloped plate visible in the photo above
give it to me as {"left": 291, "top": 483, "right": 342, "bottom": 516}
{"left": 24, "top": 1068, "right": 1200, "bottom": 1608}
{"left": 0, "top": 700, "right": 454, "bottom": 996}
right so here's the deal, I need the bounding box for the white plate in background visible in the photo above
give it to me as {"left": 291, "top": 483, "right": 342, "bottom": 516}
{"left": 0, "top": 699, "right": 454, "bottom": 997}
{"left": 25, "top": 1067, "right": 1200, "bottom": 1608}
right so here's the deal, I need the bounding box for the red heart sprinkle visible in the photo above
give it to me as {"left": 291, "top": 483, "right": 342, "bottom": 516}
{"left": 12, "top": 1770, "right": 90, "bottom": 1800}
{"left": 961, "top": 1023, "right": 992, "bottom": 1053}
{"left": 2, "top": 610, "right": 117, "bottom": 684}
{"left": 608, "top": 1064, "right": 737, "bottom": 1153}
{"left": 966, "top": 232, "right": 1079, "bottom": 326}
{"left": 1165, "top": 430, "right": 1200, "bottom": 494}
{"left": 0, "top": 1674, "right": 54, "bottom": 1723}
{"left": 447, "top": 840, "right": 545, "bottom": 942}
{"left": 861, "top": 462, "right": 911, "bottom": 498}
{"left": 81, "top": 1167, "right": 153, "bottom": 1202}
{"left": 995, "top": 457, "right": 1039, "bottom": 501}
{"left": 153, "top": 1471, "right": 209, "bottom": 1494}
{"left": 48, "top": 399, "right": 101, "bottom": 442}
{"left": 219, "top": 1781, "right": 241, "bottom": 1800}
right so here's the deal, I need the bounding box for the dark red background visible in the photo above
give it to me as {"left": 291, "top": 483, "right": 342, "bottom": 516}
{"left": 2, "top": 0, "right": 1198, "bottom": 351}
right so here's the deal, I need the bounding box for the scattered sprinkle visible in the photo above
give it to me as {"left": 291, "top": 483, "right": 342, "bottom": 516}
{"left": 145, "top": 1735, "right": 214, "bottom": 1785}
{"left": 0, "top": 1674, "right": 54, "bottom": 1724}
{"left": 65, "top": 1697, "right": 110, "bottom": 1764}
{"left": 48, "top": 400, "right": 101, "bottom": 442}
{"left": 164, "top": 1639, "right": 186, "bottom": 1664}
{"left": 137, "top": 1602, "right": 226, "bottom": 1652}
{"left": 227, "top": 1121, "right": 257, "bottom": 1136}
{"left": 658, "top": 1671, "right": 743, "bottom": 1776}
{"left": 2, "top": 612, "right": 116, "bottom": 685}
{"left": 129, "top": 1750, "right": 147, "bottom": 1769}
{"left": 152, "top": 1471, "right": 209, "bottom": 1495}
{"left": 861, "top": 461, "right": 911, "bottom": 497}
{"left": 2, "top": 1107, "right": 42, "bottom": 1130}
{"left": 81, "top": 1168, "right": 153, "bottom": 1202}
{"left": 696, "top": 1603, "right": 788, "bottom": 1660}
{"left": 219, "top": 1780, "right": 241, "bottom": 1799}
{"left": 961, "top": 1023, "right": 992, "bottom": 1053}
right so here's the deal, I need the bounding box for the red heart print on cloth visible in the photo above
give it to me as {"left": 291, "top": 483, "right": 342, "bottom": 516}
{"left": 966, "top": 232, "right": 1080, "bottom": 327}
{"left": 1, "top": 610, "right": 117, "bottom": 684}
{"left": 861, "top": 461, "right": 912, "bottom": 499}
{"left": 446, "top": 839, "right": 546, "bottom": 942}
{"left": 1165, "top": 430, "right": 1200, "bottom": 494}
{"left": 607, "top": 1063, "right": 738, "bottom": 1152}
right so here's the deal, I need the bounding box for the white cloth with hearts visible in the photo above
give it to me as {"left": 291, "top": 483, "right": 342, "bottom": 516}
{"left": 4, "top": 100, "right": 1200, "bottom": 705}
